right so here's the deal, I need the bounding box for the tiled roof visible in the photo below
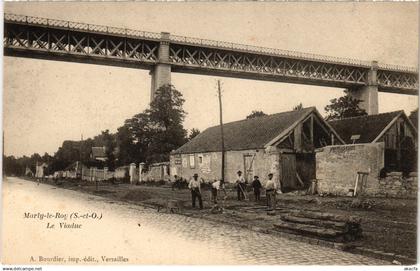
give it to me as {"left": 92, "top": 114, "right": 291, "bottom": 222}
{"left": 328, "top": 111, "right": 403, "bottom": 144}
{"left": 172, "top": 107, "right": 315, "bottom": 154}
{"left": 409, "top": 109, "right": 418, "bottom": 129}
{"left": 91, "top": 146, "right": 106, "bottom": 158}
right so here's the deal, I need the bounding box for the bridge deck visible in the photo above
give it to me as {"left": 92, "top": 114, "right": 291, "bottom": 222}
{"left": 4, "top": 13, "right": 418, "bottom": 95}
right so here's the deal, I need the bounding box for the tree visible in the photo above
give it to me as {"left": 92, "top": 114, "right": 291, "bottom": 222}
{"left": 293, "top": 103, "right": 303, "bottom": 111}
{"left": 145, "top": 84, "right": 187, "bottom": 163}
{"left": 246, "top": 110, "right": 267, "bottom": 119}
{"left": 324, "top": 91, "right": 367, "bottom": 121}
{"left": 99, "top": 130, "right": 116, "bottom": 170}
{"left": 30, "top": 153, "right": 42, "bottom": 163}
{"left": 116, "top": 84, "right": 188, "bottom": 165}
{"left": 29, "top": 84, "right": 188, "bottom": 171}
{"left": 53, "top": 141, "right": 80, "bottom": 170}
{"left": 121, "top": 112, "right": 154, "bottom": 164}
{"left": 2, "top": 152, "right": 57, "bottom": 177}
{"left": 115, "top": 114, "right": 152, "bottom": 166}
{"left": 3, "top": 155, "right": 21, "bottom": 176}
{"left": 42, "top": 152, "right": 53, "bottom": 164}
{"left": 188, "top": 128, "right": 200, "bottom": 141}
{"left": 115, "top": 125, "right": 135, "bottom": 166}
{"left": 80, "top": 138, "right": 94, "bottom": 164}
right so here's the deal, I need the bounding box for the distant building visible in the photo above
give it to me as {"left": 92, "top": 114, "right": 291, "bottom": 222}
{"left": 25, "top": 166, "right": 34, "bottom": 177}
{"left": 170, "top": 107, "right": 343, "bottom": 192}
{"left": 91, "top": 147, "right": 107, "bottom": 161}
{"left": 63, "top": 161, "right": 87, "bottom": 178}
{"left": 329, "top": 110, "right": 417, "bottom": 172}
{"left": 35, "top": 162, "right": 48, "bottom": 179}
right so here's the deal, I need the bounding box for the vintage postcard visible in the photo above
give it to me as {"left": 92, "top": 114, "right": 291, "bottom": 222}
{"left": 1, "top": 1, "right": 418, "bottom": 268}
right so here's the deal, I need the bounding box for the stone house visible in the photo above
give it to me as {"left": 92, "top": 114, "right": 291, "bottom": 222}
{"left": 329, "top": 110, "right": 417, "bottom": 173}
{"left": 35, "top": 162, "right": 48, "bottom": 179}
{"left": 170, "top": 107, "right": 344, "bottom": 192}
{"left": 25, "top": 166, "right": 34, "bottom": 177}
{"left": 91, "top": 146, "right": 107, "bottom": 161}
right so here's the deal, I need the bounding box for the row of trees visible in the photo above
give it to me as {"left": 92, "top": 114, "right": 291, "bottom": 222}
{"left": 4, "top": 88, "right": 366, "bottom": 177}
{"left": 246, "top": 91, "right": 367, "bottom": 120}
{"left": 3, "top": 153, "right": 54, "bottom": 177}
{"left": 3, "top": 85, "right": 200, "bottom": 176}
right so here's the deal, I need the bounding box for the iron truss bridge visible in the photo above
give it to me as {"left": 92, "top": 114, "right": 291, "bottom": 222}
{"left": 4, "top": 13, "right": 418, "bottom": 95}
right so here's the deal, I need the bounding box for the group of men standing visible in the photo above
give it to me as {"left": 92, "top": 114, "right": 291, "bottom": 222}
{"left": 236, "top": 170, "right": 279, "bottom": 210}
{"left": 186, "top": 170, "right": 280, "bottom": 211}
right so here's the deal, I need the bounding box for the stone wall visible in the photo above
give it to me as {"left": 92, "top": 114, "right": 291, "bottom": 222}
{"left": 142, "top": 163, "right": 171, "bottom": 182}
{"left": 316, "top": 143, "right": 385, "bottom": 196}
{"left": 374, "top": 172, "right": 417, "bottom": 198}
{"left": 81, "top": 167, "right": 114, "bottom": 181}
{"left": 316, "top": 143, "right": 417, "bottom": 198}
{"left": 114, "top": 167, "right": 129, "bottom": 179}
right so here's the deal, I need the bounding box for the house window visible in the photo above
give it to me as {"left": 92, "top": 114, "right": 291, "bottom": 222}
{"left": 198, "top": 155, "right": 203, "bottom": 164}
{"left": 174, "top": 155, "right": 182, "bottom": 165}
{"left": 182, "top": 157, "right": 188, "bottom": 168}
{"left": 189, "top": 154, "right": 195, "bottom": 168}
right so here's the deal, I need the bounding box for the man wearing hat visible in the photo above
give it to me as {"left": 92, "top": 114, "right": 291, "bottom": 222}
{"left": 251, "top": 175, "right": 262, "bottom": 201}
{"left": 264, "top": 173, "right": 278, "bottom": 211}
{"left": 188, "top": 173, "right": 203, "bottom": 209}
{"left": 236, "top": 170, "right": 246, "bottom": 201}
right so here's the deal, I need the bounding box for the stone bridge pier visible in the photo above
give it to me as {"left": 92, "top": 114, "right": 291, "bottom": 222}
{"left": 150, "top": 32, "right": 171, "bottom": 101}
{"left": 348, "top": 61, "right": 379, "bottom": 115}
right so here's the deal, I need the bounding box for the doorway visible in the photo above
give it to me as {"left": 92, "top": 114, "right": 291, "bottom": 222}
{"left": 280, "top": 153, "right": 297, "bottom": 192}
{"left": 243, "top": 154, "right": 256, "bottom": 183}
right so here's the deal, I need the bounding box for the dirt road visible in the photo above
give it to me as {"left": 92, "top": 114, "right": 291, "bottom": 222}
{"left": 2, "top": 177, "right": 388, "bottom": 265}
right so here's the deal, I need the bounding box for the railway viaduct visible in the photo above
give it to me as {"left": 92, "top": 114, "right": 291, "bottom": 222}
{"left": 4, "top": 13, "right": 418, "bottom": 114}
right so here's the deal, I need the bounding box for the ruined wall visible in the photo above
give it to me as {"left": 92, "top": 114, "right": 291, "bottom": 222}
{"left": 316, "top": 143, "right": 385, "bottom": 196}
{"left": 316, "top": 143, "right": 417, "bottom": 198}
{"left": 374, "top": 172, "right": 417, "bottom": 198}
{"left": 170, "top": 148, "right": 276, "bottom": 184}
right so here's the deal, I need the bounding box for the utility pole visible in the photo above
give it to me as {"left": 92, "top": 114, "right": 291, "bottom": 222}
{"left": 79, "top": 134, "right": 83, "bottom": 179}
{"left": 217, "top": 80, "right": 225, "bottom": 181}
{"left": 2, "top": 131, "right": 4, "bottom": 178}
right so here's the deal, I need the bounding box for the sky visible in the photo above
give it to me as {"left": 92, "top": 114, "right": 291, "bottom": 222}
{"left": 3, "top": 2, "right": 419, "bottom": 157}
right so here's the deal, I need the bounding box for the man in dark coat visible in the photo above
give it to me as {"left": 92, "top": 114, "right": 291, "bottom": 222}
{"left": 251, "top": 175, "right": 262, "bottom": 201}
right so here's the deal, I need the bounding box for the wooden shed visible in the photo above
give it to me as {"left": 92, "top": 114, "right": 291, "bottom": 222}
{"left": 329, "top": 110, "right": 418, "bottom": 173}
